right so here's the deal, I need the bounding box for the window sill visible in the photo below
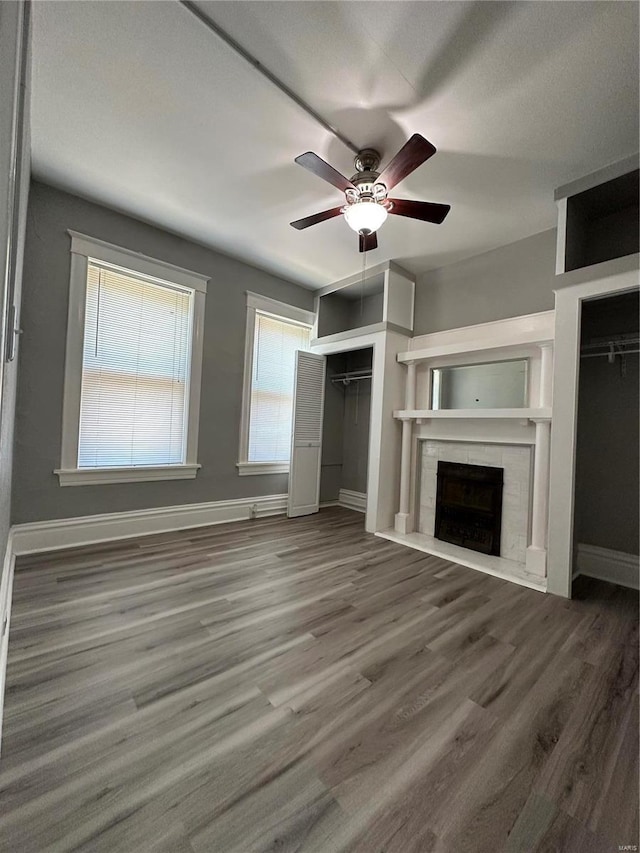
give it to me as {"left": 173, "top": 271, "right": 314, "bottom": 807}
{"left": 54, "top": 464, "right": 201, "bottom": 486}
{"left": 236, "top": 461, "right": 289, "bottom": 476}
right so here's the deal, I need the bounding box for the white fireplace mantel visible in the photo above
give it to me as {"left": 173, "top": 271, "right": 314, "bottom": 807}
{"left": 380, "top": 312, "right": 555, "bottom": 592}
{"left": 393, "top": 408, "right": 551, "bottom": 421}
{"left": 396, "top": 310, "right": 554, "bottom": 363}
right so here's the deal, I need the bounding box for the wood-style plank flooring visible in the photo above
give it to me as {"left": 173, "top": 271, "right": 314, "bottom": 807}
{"left": 0, "top": 507, "right": 637, "bottom": 852}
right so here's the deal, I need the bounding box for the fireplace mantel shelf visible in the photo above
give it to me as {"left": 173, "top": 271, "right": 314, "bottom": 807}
{"left": 393, "top": 407, "right": 552, "bottom": 421}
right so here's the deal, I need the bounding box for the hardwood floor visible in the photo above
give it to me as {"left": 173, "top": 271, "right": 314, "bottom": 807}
{"left": 0, "top": 507, "right": 637, "bottom": 852}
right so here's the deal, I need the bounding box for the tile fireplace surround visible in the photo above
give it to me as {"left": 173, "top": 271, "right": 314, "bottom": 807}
{"left": 419, "top": 440, "right": 532, "bottom": 564}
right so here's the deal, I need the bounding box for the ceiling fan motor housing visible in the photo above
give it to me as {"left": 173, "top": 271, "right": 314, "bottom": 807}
{"left": 353, "top": 148, "right": 381, "bottom": 174}
{"left": 350, "top": 149, "right": 390, "bottom": 203}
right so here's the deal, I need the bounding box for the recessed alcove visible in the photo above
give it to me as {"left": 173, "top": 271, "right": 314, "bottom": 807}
{"left": 316, "top": 273, "right": 385, "bottom": 338}
{"left": 313, "top": 261, "right": 415, "bottom": 344}
{"left": 556, "top": 156, "right": 640, "bottom": 276}
{"left": 565, "top": 170, "right": 639, "bottom": 272}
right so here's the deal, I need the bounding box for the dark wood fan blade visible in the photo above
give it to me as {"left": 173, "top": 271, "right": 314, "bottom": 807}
{"left": 377, "top": 134, "right": 437, "bottom": 191}
{"left": 295, "top": 152, "right": 355, "bottom": 193}
{"left": 290, "top": 206, "right": 343, "bottom": 230}
{"left": 388, "top": 198, "right": 451, "bottom": 224}
{"left": 359, "top": 231, "right": 378, "bottom": 252}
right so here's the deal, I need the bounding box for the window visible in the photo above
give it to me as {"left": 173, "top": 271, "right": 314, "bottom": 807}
{"left": 248, "top": 313, "right": 311, "bottom": 463}
{"left": 56, "top": 232, "right": 208, "bottom": 485}
{"left": 238, "top": 292, "right": 314, "bottom": 475}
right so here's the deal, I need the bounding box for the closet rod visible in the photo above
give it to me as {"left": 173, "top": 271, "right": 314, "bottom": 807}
{"left": 580, "top": 336, "right": 639, "bottom": 358}
{"left": 580, "top": 348, "right": 640, "bottom": 359}
{"left": 581, "top": 336, "right": 639, "bottom": 350}
{"left": 330, "top": 370, "right": 372, "bottom": 385}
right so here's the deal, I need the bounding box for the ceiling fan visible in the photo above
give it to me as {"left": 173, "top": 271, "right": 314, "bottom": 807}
{"left": 290, "top": 134, "right": 451, "bottom": 252}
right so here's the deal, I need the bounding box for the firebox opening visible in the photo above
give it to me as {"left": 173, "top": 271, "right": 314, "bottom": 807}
{"left": 434, "top": 461, "right": 504, "bottom": 556}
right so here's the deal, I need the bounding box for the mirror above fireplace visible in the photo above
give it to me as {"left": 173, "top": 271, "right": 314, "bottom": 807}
{"left": 431, "top": 358, "right": 528, "bottom": 410}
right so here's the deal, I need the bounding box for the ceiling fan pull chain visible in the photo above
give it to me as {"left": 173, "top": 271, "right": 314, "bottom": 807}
{"left": 361, "top": 245, "right": 366, "bottom": 318}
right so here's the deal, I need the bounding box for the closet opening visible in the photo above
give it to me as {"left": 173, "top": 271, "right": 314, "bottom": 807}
{"left": 572, "top": 289, "right": 639, "bottom": 596}
{"left": 320, "top": 347, "right": 373, "bottom": 517}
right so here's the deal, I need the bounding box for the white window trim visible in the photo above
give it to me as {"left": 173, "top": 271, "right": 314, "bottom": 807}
{"left": 55, "top": 231, "right": 208, "bottom": 486}
{"left": 237, "top": 291, "right": 314, "bottom": 476}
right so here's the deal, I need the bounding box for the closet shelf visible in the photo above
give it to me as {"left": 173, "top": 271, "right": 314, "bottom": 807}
{"left": 393, "top": 408, "right": 552, "bottom": 421}
{"left": 580, "top": 336, "right": 639, "bottom": 359}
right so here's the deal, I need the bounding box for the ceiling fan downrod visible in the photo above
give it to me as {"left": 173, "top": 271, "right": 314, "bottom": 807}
{"left": 353, "top": 148, "right": 381, "bottom": 176}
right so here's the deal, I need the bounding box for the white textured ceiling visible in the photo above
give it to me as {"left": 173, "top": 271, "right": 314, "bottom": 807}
{"left": 31, "top": 1, "right": 639, "bottom": 288}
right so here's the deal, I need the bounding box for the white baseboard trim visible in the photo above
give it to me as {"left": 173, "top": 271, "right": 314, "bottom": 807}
{"left": 0, "top": 530, "right": 16, "bottom": 754}
{"left": 338, "top": 489, "right": 367, "bottom": 513}
{"left": 11, "top": 493, "right": 289, "bottom": 556}
{"left": 575, "top": 543, "right": 639, "bottom": 590}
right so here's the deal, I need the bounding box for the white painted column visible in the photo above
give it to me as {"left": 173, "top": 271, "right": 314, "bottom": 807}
{"left": 395, "top": 361, "right": 416, "bottom": 534}
{"left": 539, "top": 343, "right": 553, "bottom": 409}
{"left": 526, "top": 344, "right": 553, "bottom": 578}
{"left": 529, "top": 419, "right": 551, "bottom": 547}
{"left": 555, "top": 198, "right": 568, "bottom": 275}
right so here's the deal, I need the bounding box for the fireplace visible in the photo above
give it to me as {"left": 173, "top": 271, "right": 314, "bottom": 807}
{"left": 434, "top": 461, "right": 504, "bottom": 556}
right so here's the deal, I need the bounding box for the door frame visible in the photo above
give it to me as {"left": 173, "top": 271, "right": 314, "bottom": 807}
{"left": 310, "top": 334, "right": 383, "bottom": 532}
{"left": 547, "top": 261, "right": 639, "bottom": 597}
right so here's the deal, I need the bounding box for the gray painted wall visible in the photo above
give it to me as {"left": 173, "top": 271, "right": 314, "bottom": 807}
{"left": 566, "top": 205, "right": 640, "bottom": 273}
{"left": 340, "top": 348, "right": 371, "bottom": 495}
{"left": 414, "top": 229, "right": 557, "bottom": 334}
{"left": 437, "top": 360, "right": 528, "bottom": 409}
{"left": 317, "top": 291, "right": 383, "bottom": 337}
{"left": 13, "top": 181, "right": 314, "bottom": 524}
{"left": 1, "top": 3, "right": 30, "bottom": 557}
{"left": 341, "top": 377, "right": 371, "bottom": 494}
{"left": 574, "top": 291, "right": 639, "bottom": 555}
{"left": 317, "top": 292, "right": 350, "bottom": 339}
{"left": 347, "top": 292, "right": 383, "bottom": 330}
{"left": 583, "top": 205, "right": 639, "bottom": 268}
{"left": 1, "top": 3, "right": 30, "bottom": 732}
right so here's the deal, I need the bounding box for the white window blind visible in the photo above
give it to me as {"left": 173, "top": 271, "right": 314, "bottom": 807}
{"left": 248, "top": 312, "right": 311, "bottom": 463}
{"left": 77, "top": 262, "right": 194, "bottom": 469}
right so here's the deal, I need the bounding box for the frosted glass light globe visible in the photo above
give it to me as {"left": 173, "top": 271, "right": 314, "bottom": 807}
{"left": 343, "top": 200, "right": 388, "bottom": 234}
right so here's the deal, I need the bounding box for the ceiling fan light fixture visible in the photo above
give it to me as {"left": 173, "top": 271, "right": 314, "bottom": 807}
{"left": 343, "top": 199, "right": 388, "bottom": 235}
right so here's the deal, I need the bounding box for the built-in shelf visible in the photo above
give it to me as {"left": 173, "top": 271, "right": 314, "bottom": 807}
{"left": 555, "top": 155, "right": 639, "bottom": 275}
{"left": 393, "top": 407, "right": 552, "bottom": 421}
{"left": 314, "top": 260, "right": 415, "bottom": 342}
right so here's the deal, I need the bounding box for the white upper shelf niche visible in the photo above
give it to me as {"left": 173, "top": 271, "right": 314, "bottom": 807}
{"left": 554, "top": 154, "right": 639, "bottom": 276}
{"left": 312, "top": 260, "right": 415, "bottom": 345}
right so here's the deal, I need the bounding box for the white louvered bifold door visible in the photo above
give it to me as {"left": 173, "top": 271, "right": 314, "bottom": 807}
{"left": 287, "top": 351, "right": 326, "bottom": 518}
